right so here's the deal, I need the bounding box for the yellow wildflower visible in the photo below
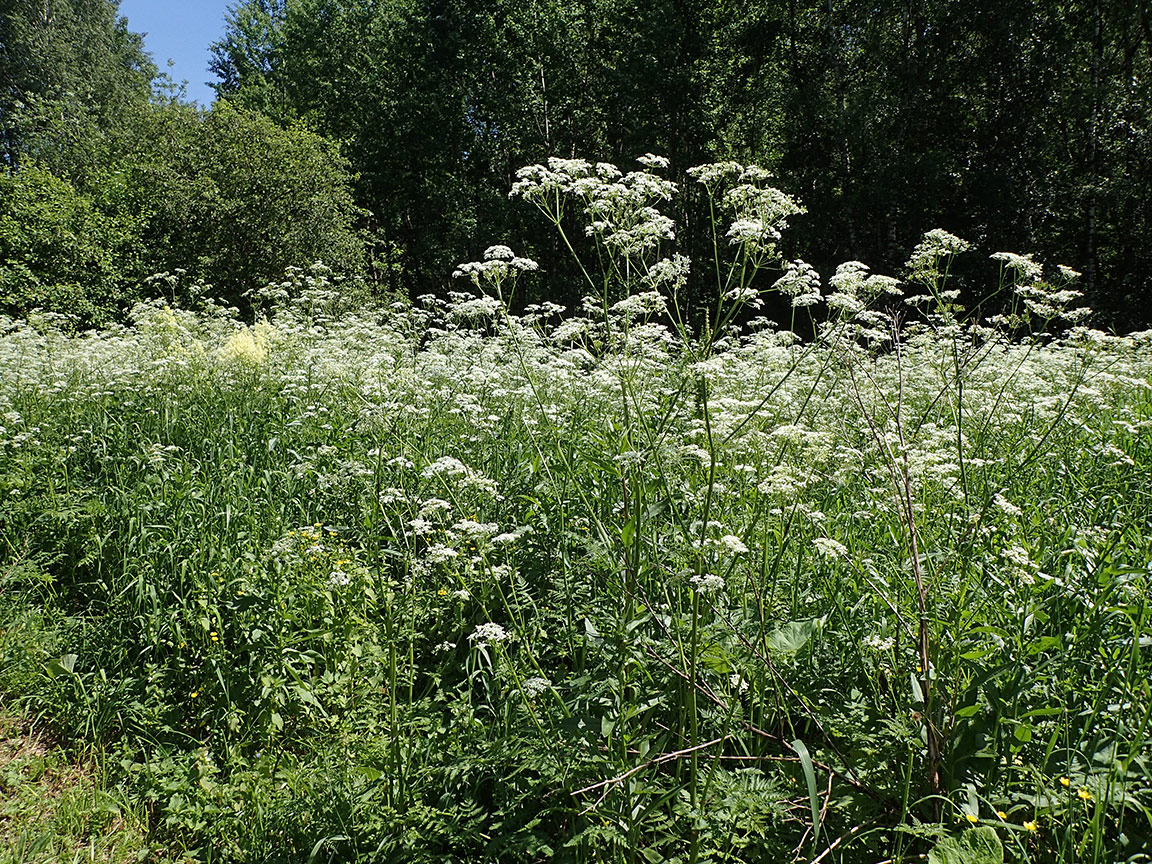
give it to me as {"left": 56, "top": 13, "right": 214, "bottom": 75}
{"left": 996, "top": 810, "right": 1007, "bottom": 820}
{"left": 1059, "top": 776, "right": 1071, "bottom": 787}
{"left": 1024, "top": 820, "right": 1037, "bottom": 832}
{"left": 219, "top": 326, "right": 267, "bottom": 365}
{"left": 965, "top": 813, "right": 979, "bottom": 824}
{"left": 1078, "top": 788, "right": 1093, "bottom": 801}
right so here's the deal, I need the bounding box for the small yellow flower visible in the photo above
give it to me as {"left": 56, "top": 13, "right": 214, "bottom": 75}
{"left": 1078, "top": 788, "right": 1093, "bottom": 801}
{"left": 191, "top": 690, "right": 199, "bottom": 699}
{"left": 996, "top": 810, "right": 1007, "bottom": 820}
{"left": 438, "top": 588, "right": 449, "bottom": 596}
{"left": 1059, "top": 776, "right": 1071, "bottom": 787}
{"left": 965, "top": 813, "right": 979, "bottom": 824}
{"left": 1024, "top": 820, "right": 1038, "bottom": 832}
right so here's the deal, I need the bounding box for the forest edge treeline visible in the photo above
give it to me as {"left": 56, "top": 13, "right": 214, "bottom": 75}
{"left": 2, "top": 0, "right": 1151, "bottom": 330}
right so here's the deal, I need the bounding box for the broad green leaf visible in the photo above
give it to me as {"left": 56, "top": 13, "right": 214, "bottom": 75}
{"left": 767, "top": 617, "right": 825, "bottom": 655}
{"left": 621, "top": 516, "right": 636, "bottom": 547}
{"left": 911, "top": 672, "right": 925, "bottom": 704}
{"left": 47, "top": 654, "right": 78, "bottom": 678}
{"left": 601, "top": 715, "right": 616, "bottom": 738}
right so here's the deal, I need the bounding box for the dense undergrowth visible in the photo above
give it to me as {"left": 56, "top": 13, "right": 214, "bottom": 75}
{"left": 1, "top": 158, "right": 1151, "bottom": 863}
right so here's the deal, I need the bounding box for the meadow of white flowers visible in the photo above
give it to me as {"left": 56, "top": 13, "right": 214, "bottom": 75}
{"left": 1, "top": 159, "right": 1149, "bottom": 862}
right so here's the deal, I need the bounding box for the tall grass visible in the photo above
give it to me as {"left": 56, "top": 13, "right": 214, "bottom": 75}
{"left": 1, "top": 159, "right": 1150, "bottom": 863}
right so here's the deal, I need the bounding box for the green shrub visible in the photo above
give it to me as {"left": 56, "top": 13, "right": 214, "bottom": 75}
{"left": 0, "top": 164, "right": 144, "bottom": 326}
{"left": 125, "top": 101, "right": 367, "bottom": 307}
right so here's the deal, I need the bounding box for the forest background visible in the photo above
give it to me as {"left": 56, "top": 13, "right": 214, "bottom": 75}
{"left": 2, "top": 0, "right": 1152, "bottom": 330}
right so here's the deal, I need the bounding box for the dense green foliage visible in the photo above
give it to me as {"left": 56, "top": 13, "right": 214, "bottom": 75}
{"left": 0, "top": 102, "right": 365, "bottom": 323}
{"left": 208, "top": 0, "right": 1152, "bottom": 328}
{"left": 0, "top": 163, "right": 144, "bottom": 323}
{"left": 122, "top": 101, "right": 366, "bottom": 303}
{"left": 1, "top": 1, "right": 367, "bottom": 323}
{"left": 0, "top": 0, "right": 155, "bottom": 175}
{"left": 2, "top": 158, "right": 1150, "bottom": 862}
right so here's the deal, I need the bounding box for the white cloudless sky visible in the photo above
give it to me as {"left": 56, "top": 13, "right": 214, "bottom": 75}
{"left": 118, "top": 0, "right": 235, "bottom": 105}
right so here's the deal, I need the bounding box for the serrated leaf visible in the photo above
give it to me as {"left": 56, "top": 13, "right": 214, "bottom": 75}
{"left": 928, "top": 827, "right": 1003, "bottom": 864}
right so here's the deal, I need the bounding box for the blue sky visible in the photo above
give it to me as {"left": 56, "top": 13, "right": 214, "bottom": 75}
{"left": 118, "top": 0, "right": 234, "bottom": 105}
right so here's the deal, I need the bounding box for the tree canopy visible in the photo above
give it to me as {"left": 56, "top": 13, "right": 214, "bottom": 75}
{"left": 1, "top": 0, "right": 367, "bottom": 324}
{"left": 208, "top": 0, "right": 1152, "bottom": 327}
{"left": 2, "top": 0, "right": 1151, "bottom": 327}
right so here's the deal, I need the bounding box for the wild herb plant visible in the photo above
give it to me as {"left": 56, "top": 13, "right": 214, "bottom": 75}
{"left": 0, "top": 156, "right": 1149, "bottom": 862}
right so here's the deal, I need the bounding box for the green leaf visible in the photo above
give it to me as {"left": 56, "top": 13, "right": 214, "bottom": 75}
{"left": 791, "top": 738, "right": 821, "bottom": 850}
{"left": 928, "top": 827, "right": 1003, "bottom": 864}
{"left": 911, "top": 672, "right": 925, "bottom": 704}
{"left": 767, "top": 617, "right": 825, "bottom": 655}
{"left": 294, "top": 685, "right": 321, "bottom": 708}
{"left": 621, "top": 516, "right": 636, "bottom": 547}
{"left": 46, "top": 654, "right": 78, "bottom": 678}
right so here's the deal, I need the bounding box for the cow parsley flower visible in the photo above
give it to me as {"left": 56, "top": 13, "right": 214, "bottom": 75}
{"left": 636, "top": 153, "right": 669, "bottom": 169}
{"left": 774, "top": 260, "right": 821, "bottom": 299}
{"left": 991, "top": 251, "right": 1043, "bottom": 282}
{"left": 469, "top": 622, "right": 511, "bottom": 647}
{"left": 522, "top": 676, "right": 552, "bottom": 697}
{"left": 720, "top": 534, "right": 749, "bottom": 555}
{"left": 907, "top": 229, "right": 971, "bottom": 276}
{"left": 813, "top": 537, "right": 848, "bottom": 560}
{"left": 690, "top": 573, "right": 725, "bottom": 595}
